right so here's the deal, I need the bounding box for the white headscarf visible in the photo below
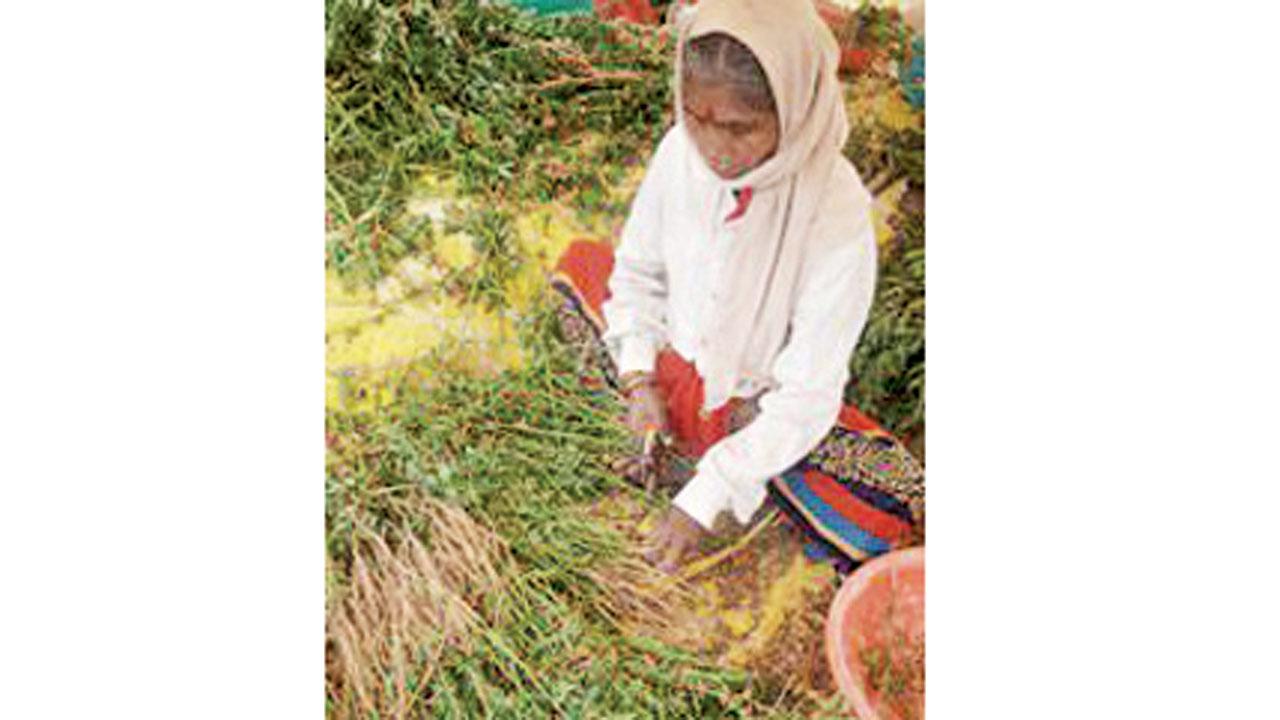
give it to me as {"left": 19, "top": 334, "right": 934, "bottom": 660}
{"left": 674, "top": 0, "right": 861, "bottom": 410}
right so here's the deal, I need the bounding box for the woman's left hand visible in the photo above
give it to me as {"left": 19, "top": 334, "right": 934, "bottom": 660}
{"left": 643, "top": 506, "right": 710, "bottom": 573}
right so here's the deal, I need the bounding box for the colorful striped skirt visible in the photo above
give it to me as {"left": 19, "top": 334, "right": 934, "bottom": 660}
{"left": 551, "top": 239, "right": 924, "bottom": 574}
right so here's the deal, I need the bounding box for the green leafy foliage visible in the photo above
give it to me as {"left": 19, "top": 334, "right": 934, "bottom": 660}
{"left": 325, "top": 309, "right": 821, "bottom": 717}
{"left": 836, "top": 6, "right": 925, "bottom": 442}
{"left": 439, "top": 207, "right": 524, "bottom": 311}
{"left": 848, "top": 203, "right": 925, "bottom": 439}
{"left": 323, "top": 1, "right": 924, "bottom": 712}
{"left": 325, "top": 0, "right": 672, "bottom": 283}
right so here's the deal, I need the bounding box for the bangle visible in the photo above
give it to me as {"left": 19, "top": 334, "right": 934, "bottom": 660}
{"left": 619, "top": 371, "right": 656, "bottom": 396}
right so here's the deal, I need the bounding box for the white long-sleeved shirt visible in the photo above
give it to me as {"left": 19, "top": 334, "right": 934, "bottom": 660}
{"left": 602, "top": 126, "right": 878, "bottom": 530}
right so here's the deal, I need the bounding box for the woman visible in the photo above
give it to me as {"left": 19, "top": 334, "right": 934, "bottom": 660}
{"left": 552, "top": 0, "right": 924, "bottom": 575}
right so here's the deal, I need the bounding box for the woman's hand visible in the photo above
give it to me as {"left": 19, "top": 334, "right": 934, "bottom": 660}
{"left": 622, "top": 373, "right": 668, "bottom": 439}
{"left": 643, "top": 506, "right": 709, "bottom": 574}
{"left": 613, "top": 373, "right": 670, "bottom": 491}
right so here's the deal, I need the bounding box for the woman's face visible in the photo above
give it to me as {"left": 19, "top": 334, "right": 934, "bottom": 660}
{"left": 681, "top": 80, "right": 780, "bottom": 180}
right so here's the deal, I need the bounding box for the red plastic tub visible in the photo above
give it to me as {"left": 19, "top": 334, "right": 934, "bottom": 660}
{"left": 825, "top": 547, "right": 925, "bottom": 720}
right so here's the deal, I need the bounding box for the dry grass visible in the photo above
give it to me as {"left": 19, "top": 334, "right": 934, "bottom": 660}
{"left": 326, "top": 497, "right": 512, "bottom": 719}
{"left": 586, "top": 551, "right": 694, "bottom": 635}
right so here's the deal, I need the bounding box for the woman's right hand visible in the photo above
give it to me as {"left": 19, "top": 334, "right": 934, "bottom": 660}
{"left": 612, "top": 372, "right": 670, "bottom": 491}
{"left": 623, "top": 374, "right": 669, "bottom": 439}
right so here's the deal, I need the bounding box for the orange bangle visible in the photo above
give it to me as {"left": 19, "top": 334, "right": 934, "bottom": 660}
{"left": 620, "top": 372, "right": 657, "bottom": 397}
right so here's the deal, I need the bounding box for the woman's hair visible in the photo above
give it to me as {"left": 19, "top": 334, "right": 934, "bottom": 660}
{"left": 681, "top": 32, "right": 777, "bottom": 116}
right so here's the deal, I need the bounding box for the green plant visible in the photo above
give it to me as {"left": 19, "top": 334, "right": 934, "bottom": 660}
{"left": 323, "top": 2, "right": 926, "bottom": 713}
{"left": 847, "top": 207, "right": 925, "bottom": 439}
{"left": 325, "top": 0, "right": 672, "bottom": 284}
{"left": 438, "top": 206, "right": 524, "bottom": 311}
{"left": 325, "top": 305, "right": 828, "bottom": 718}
